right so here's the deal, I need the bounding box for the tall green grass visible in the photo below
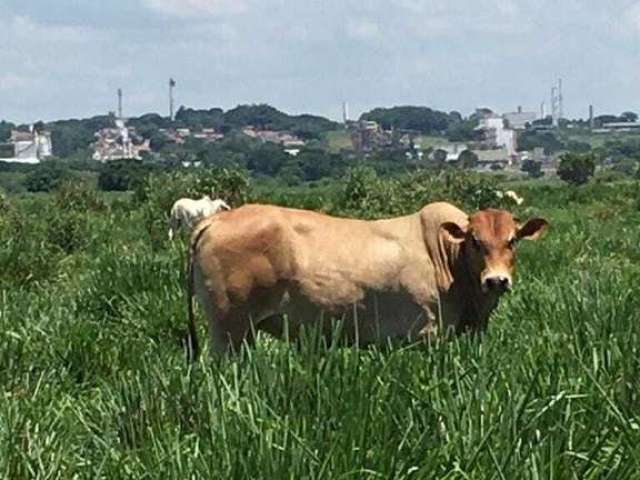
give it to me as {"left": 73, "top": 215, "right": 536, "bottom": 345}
{"left": 1, "top": 179, "right": 639, "bottom": 478}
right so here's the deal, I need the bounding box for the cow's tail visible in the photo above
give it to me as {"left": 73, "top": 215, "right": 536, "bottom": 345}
{"left": 185, "top": 240, "right": 198, "bottom": 362}
{"left": 185, "top": 220, "right": 212, "bottom": 363}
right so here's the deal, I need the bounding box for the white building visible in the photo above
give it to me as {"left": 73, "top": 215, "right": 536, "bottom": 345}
{"left": 2, "top": 127, "right": 53, "bottom": 164}
{"left": 475, "top": 115, "right": 517, "bottom": 156}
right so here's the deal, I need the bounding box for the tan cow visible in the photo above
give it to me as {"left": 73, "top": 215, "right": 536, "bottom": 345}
{"left": 185, "top": 202, "right": 548, "bottom": 359}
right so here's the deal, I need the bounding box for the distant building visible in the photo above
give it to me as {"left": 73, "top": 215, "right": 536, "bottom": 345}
{"left": 1, "top": 126, "right": 53, "bottom": 164}
{"left": 503, "top": 106, "right": 537, "bottom": 130}
{"left": 349, "top": 120, "right": 393, "bottom": 152}
{"left": 473, "top": 148, "right": 513, "bottom": 169}
{"left": 242, "top": 126, "right": 306, "bottom": 148}
{"left": 475, "top": 115, "right": 517, "bottom": 156}
{"left": 192, "top": 128, "right": 225, "bottom": 142}
{"left": 92, "top": 118, "right": 151, "bottom": 162}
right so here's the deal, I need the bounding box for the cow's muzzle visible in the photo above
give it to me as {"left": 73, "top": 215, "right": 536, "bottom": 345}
{"left": 482, "top": 274, "right": 512, "bottom": 294}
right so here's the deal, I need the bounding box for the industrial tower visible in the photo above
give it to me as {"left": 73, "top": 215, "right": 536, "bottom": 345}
{"left": 551, "top": 78, "right": 563, "bottom": 127}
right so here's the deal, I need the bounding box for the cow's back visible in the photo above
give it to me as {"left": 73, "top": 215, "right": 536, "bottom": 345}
{"left": 193, "top": 204, "right": 440, "bottom": 343}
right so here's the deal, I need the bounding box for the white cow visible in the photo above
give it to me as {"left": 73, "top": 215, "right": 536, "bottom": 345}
{"left": 495, "top": 190, "right": 524, "bottom": 206}
{"left": 168, "top": 195, "right": 230, "bottom": 241}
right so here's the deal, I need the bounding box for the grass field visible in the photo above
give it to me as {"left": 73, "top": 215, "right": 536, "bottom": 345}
{"left": 1, "top": 178, "right": 640, "bottom": 478}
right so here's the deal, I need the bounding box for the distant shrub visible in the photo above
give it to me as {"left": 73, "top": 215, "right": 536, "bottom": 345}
{"left": 521, "top": 159, "right": 544, "bottom": 178}
{"left": 0, "top": 208, "right": 61, "bottom": 287}
{"left": 54, "top": 180, "right": 106, "bottom": 213}
{"left": 339, "top": 166, "right": 388, "bottom": 214}
{"left": 23, "top": 162, "right": 71, "bottom": 192}
{"left": 98, "top": 159, "right": 151, "bottom": 192}
{"left": 610, "top": 158, "right": 638, "bottom": 177}
{"left": 336, "top": 168, "right": 507, "bottom": 218}
{"left": 557, "top": 153, "right": 596, "bottom": 186}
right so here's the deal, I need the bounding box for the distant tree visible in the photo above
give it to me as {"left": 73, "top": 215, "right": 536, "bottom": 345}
{"left": 557, "top": 152, "right": 596, "bottom": 186}
{"left": 521, "top": 159, "right": 544, "bottom": 178}
{"left": 297, "top": 148, "right": 349, "bottom": 181}
{"left": 620, "top": 111, "right": 638, "bottom": 123}
{"left": 246, "top": 142, "right": 289, "bottom": 176}
{"left": 278, "top": 162, "right": 304, "bottom": 186}
{"left": 458, "top": 150, "right": 478, "bottom": 169}
{"left": 446, "top": 120, "right": 479, "bottom": 142}
{"left": 448, "top": 111, "right": 463, "bottom": 123}
{"left": 98, "top": 159, "right": 150, "bottom": 191}
{"left": 175, "top": 107, "right": 225, "bottom": 129}
{"left": 360, "top": 106, "right": 455, "bottom": 134}
{"left": 517, "top": 131, "right": 565, "bottom": 155}
{"left": 594, "top": 114, "right": 619, "bottom": 126}
{"left": 0, "top": 121, "right": 14, "bottom": 142}
{"left": 48, "top": 115, "right": 114, "bottom": 158}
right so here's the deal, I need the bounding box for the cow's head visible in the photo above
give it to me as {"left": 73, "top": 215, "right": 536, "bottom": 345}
{"left": 440, "top": 209, "right": 548, "bottom": 294}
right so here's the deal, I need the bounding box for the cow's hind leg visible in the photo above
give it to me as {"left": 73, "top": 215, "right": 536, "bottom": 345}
{"left": 210, "top": 308, "right": 255, "bottom": 355}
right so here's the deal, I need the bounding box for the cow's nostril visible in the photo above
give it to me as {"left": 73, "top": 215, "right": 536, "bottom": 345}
{"left": 484, "top": 276, "right": 510, "bottom": 291}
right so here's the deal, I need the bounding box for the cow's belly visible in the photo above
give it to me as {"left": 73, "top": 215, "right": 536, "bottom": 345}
{"left": 260, "top": 286, "right": 434, "bottom": 346}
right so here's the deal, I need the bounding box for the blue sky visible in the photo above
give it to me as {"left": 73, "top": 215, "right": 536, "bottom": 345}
{"left": 1, "top": 0, "right": 639, "bottom": 123}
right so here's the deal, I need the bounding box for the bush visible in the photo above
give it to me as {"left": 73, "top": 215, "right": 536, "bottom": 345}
{"left": 336, "top": 168, "right": 508, "bottom": 218}
{"left": 98, "top": 159, "right": 150, "bottom": 192}
{"left": 610, "top": 158, "right": 638, "bottom": 177}
{"left": 23, "top": 162, "right": 71, "bottom": 192}
{"left": 557, "top": 153, "right": 596, "bottom": 186}
{"left": 0, "top": 207, "right": 62, "bottom": 287}
{"left": 54, "top": 180, "right": 107, "bottom": 213}
{"left": 46, "top": 209, "right": 90, "bottom": 254}
{"left": 521, "top": 159, "right": 544, "bottom": 178}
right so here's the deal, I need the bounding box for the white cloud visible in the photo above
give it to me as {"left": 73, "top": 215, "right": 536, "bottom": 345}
{"left": 143, "top": 0, "right": 247, "bottom": 17}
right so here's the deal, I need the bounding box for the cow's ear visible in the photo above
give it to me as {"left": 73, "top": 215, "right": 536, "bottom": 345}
{"left": 517, "top": 218, "right": 549, "bottom": 241}
{"left": 440, "top": 222, "right": 468, "bottom": 244}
